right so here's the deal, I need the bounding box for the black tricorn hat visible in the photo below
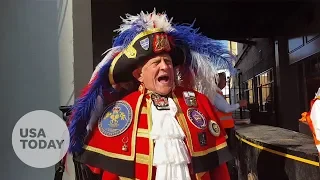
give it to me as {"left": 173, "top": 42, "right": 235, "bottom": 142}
{"left": 68, "top": 10, "right": 238, "bottom": 153}
{"left": 108, "top": 29, "right": 186, "bottom": 85}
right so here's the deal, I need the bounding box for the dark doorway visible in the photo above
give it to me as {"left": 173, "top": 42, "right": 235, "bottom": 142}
{"left": 306, "top": 76, "right": 320, "bottom": 103}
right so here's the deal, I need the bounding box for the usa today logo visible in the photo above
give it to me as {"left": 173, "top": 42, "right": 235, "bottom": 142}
{"left": 12, "top": 110, "right": 70, "bottom": 168}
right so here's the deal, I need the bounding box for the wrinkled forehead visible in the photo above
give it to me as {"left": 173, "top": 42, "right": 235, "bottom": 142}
{"left": 146, "top": 53, "right": 172, "bottom": 63}
{"left": 138, "top": 53, "right": 172, "bottom": 69}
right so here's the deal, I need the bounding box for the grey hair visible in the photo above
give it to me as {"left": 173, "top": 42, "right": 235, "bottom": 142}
{"left": 174, "top": 51, "right": 221, "bottom": 103}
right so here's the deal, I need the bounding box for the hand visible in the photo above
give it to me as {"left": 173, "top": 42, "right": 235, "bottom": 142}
{"left": 239, "top": 100, "right": 248, "bottom": 107}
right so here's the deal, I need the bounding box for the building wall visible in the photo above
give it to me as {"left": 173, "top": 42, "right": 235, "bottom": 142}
{"left": 58, "top": 0, "right": 75, "bottom": 106}
{"left": 237, "top": 38, "right": 275, "bottom": 82}
{"left": 72, "top": 0, "right": 93, "bottom": 98}
{"left": 277, "top": 3, "right": 320, "bottom": 132}
{"left": 0, "top": 1, "right": 93, "bottom": 179}
{"left": 91, "top": 2, "right": 135, "bottom": 67}
{"left": 235, "top": 38, "right": 306, "bottom": 130}
{"left": 234, "top": 5, "right": 320, "bottom": 130}
{"left": 228, "top": 41, "right": 238, "bottom": 56}
{"left": 1, "top": 1, "right": 59, "bottom": 179}
{"left": 237, "top": 43, "right": 244, "bottom": 54}
{"left": 234, "top": 38, "right": 276, "bottom": 126}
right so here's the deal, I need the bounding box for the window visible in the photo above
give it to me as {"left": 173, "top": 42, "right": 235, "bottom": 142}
{"left": 243, "top": 79, "right": 254, "bottom": 104}
{"left": 256, "top": 69, "right": 274, "bottom": 112}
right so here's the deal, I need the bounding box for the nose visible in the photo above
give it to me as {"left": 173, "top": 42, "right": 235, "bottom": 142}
{"left": 159, "top": 59, "right": 169, "bottom": 70}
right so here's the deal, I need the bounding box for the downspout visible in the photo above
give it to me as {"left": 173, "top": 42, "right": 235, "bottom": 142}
{"left": 238, "top": 71, "right": 243, "bottom": 119}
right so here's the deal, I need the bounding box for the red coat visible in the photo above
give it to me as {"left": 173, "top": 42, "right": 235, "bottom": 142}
{"left": 77, "top": 86, "right": 232, "bottom": 180}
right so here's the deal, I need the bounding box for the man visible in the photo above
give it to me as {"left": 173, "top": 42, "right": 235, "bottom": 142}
{"left": 300, "top": 88, "right": 320, "bottom": 159}
{"left": 213, "top": 72, "right": 247, "bottom": 180}
{"left": 213, "top": 72, "right": 247, "bottom": 131}
{"left": 310, "top": 88, "right": 320, "bottom": 156}
{"left": 66, "top": 10, "right": 237, "bottom": 180}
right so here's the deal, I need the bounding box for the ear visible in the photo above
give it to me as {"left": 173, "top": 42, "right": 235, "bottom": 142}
{"left": 132, "top": 68, "right": 143, "bottom": 83}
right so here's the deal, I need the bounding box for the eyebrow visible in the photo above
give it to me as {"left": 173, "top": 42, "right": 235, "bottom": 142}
{"left": 147, "top": 56, "right": 172, "bottom": 64}
{"left": 153, "top": 58, "right": 172, "bottom": 63}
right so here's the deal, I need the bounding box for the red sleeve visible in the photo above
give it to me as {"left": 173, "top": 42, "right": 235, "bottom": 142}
{"left": 86, "top": 164, "right": 101, "bottom": 174}
{"left": 86, "top": 165, "right": 119, "bottom": 180}
{"left": 102, "top": 170, "right": 120, "bottom": 180}
{"left": 210, "top": 163, "right": 230, "bottom": 180}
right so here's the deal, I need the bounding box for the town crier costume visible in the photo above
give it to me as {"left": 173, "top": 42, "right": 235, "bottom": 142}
{"left": 65, "top": 10, "right": 237, "bottom": 180}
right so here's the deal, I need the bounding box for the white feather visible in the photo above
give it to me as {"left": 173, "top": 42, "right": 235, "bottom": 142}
{"left": 89, "top": 46, "right": 122, "bottom": 83}
{"left": 114, "top": 8, "right": 175, "bottom": 33}
{"left": 189, "top": 51, "right": 220, "bottom": 102}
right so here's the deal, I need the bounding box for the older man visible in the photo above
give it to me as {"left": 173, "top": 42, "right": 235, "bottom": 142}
{"left": 66, "top": 10, "right": 237, "bottom": 180}
{"left": 214, "top": 72, "right": 247, "bottom": 130}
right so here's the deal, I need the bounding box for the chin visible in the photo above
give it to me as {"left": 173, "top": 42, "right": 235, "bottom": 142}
{"left": 156, "top": 86, "right": 173, "bottom": 96}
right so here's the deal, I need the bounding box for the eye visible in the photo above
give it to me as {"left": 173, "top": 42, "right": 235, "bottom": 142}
{"left": 151, "top": 58, "right": 162, "bottom": 65}
{"left": 164, "top": 59, "right": 173, "bottom": 65}
{"left": 152, "top": 60, "right": 161, "bottom": 65}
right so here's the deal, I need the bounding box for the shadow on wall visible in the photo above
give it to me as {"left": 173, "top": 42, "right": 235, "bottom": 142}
{"left": 236, "top": 143, "right": 289, "bottom": 180}
{"left": 235, "top": 135, "right": 289, "bottom": 180}
{"left": 257, "top": 150, "right": 289, "bottom": 180}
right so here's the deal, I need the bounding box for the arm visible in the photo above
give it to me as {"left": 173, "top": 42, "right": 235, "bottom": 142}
{"left": 213, "top": 93, "right": 240, "bottom": 113}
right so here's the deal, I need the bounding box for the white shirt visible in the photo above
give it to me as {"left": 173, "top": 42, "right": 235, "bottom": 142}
{"left": 150, "top": 98, "right": 191, "bottom": 180}
{"left": 310, "top": 99, "right": 320, "bottom": 152}
{"left": 213, "top": 89, "right": 240, "bottom": 113}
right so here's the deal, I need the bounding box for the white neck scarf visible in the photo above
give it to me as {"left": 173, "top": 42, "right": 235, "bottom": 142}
{"left": 150, "top": 97, "right": 191, "bottom": 180}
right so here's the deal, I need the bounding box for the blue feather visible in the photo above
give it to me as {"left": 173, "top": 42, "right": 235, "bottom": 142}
{"left": 68, "top": 60, "right": 113, "bottom": 153}
{"left": 169, "top": 22, "right": 237, "bottom": 75}
{"left": 113, "top": 23, "right": 146, "bottom": 48}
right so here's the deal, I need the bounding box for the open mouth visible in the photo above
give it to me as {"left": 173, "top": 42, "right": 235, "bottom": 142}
{"left": 157, "top": 75, "right": 170, "bottom": 83}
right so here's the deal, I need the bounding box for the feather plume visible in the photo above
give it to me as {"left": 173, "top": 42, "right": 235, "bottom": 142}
{"left": 113, "top": 9, "right": 174, "bottom": 48}
{"left": 89, "top": 46, "right": 122, "bottom": 83}
{"left": 68, "top": 58, "right": 113, "bottom": 152}
{"left": 189, "top": 51, "right": 220, "bottom": 100}
{"left": 169, "top": 22, "right": 237, "bottom": 75}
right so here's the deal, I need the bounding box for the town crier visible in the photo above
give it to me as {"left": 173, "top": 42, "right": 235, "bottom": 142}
{"left": 66, "top": 9, "right": 237, "bottom": 180}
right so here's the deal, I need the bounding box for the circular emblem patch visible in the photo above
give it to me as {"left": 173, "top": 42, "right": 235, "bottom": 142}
{"left": 208, "top": 120, "right": 220, "bottom": 137}
{"left": 187, "top": 108, "right": 207, "bottom": 129}
{"left": 98, "top": 100, "right": 133, "bottom": 137}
